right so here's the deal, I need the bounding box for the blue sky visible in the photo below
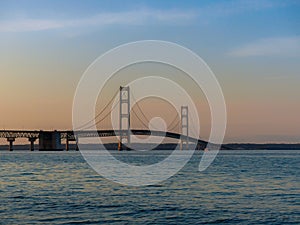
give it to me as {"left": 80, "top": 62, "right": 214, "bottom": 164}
{"left": 0, "top": 0, "right": 300, "bottom": 143}
{"left": 1, "top": 0, "right": 299, "bottom": 62}
{"left": 1, "top": 0, "right": 299, "bottom": 50}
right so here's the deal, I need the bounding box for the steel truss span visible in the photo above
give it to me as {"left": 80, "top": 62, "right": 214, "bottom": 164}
{"left": 0, "top": 129, "right": 228, "bottom": 150}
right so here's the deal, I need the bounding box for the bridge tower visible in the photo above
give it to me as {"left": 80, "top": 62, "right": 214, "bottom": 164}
{"left": 180, "top": 106, "right": 189, "bottom": 150}
{"left": 118, "top": 86, "right": 130, "bottom": 150}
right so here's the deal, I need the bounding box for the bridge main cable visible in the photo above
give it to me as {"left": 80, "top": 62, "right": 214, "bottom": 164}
{"left": 78, "top": 98, "right": 120, "bottom": 131}
{"left": 75, "top": 89, "right": 119, "bottom": 130}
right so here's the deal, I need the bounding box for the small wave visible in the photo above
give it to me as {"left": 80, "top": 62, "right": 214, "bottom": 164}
{"left": 19, "top": 172, "right": 35, "bottom": 176}
{"left": 12, "top": 195, "right": 26, "bottom": 199}
{"left": 203, "top": 218, "right": 243, "bottom": 224}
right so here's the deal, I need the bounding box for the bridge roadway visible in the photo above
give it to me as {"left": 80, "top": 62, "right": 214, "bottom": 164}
{"left": 0, "top": 129, "right": 226, "bottom": 151}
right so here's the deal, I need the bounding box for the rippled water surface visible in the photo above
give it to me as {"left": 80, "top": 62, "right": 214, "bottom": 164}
{"left": 0, "top": 150, "right": 299, "bottom": 224}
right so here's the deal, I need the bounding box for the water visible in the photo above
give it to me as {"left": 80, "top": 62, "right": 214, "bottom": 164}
{"left": 0, "top": 150, "right": 299, "bottom": 224}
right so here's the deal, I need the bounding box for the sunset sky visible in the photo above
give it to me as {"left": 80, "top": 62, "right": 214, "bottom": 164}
{"left": 0, "top": 0, "right": 299, "bottom": 143}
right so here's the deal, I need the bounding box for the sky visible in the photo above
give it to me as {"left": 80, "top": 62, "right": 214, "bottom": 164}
{"left": 0, "top": 0, "right": 300, "bottom": 143}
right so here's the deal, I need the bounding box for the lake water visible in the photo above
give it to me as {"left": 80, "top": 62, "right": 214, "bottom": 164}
{"left": 0, "top": 150, "right": 299, "bottom": 224}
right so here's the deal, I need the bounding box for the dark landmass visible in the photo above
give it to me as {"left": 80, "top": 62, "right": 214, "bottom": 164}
{"left": 0, "top": 143, "right": 300, "bottom": 151}
{"left": 226, "top": 143, "right": 300, "bottom": 150}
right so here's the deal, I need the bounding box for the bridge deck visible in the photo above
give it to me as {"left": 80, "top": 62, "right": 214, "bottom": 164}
{"left": 0, "top": 130, "right": 229, "bottom": 149}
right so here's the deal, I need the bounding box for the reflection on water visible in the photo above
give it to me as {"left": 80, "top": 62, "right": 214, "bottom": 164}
{"left": 0, "top": 150, "right": 299, "bottom": 224}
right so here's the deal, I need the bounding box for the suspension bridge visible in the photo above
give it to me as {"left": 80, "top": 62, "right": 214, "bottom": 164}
{"left": 0, "top": 86, "right": 228, "bottom": 151}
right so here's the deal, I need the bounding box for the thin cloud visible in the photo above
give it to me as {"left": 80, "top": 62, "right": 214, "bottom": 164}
{"left": 197, "top": 0, "right": 299, "bottom": 19}
{"left": 0, "top": 9, "right": 197, "bottom": 32}
{"left": 228, "top": 36, "right": 300, "bottom": 57}
{"left": 0, "top": 0, "right": 298, "bottom": 33}
{"left": 0, "top": 19, "right": 64, "bottom": 32}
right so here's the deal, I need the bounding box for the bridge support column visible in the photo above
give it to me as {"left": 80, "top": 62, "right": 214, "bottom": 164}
{"left": 28, "top": 137, "right": 37, "bottom": 151}
{"left": 119, "top": 86, "right": 130, "bottom": 151}
{"left": 7, "top": 137, "right": 15, "bottom": 151}
{"left": 180, "top": 106, "right": 189, "bottom": 150}
{"left": 75, "top": 136, "right": 79, "bottom": 151}
{"left": 66, "top": 139, "right": 69, "bottom": 151}
{"left": 65, "top": 136, "right": 77, "bottom": 151}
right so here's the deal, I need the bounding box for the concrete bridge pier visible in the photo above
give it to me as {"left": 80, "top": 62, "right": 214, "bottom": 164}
{"left": 75, "top": 138, "right": 79, "bottom": 151}
{"left": 39, "top": 131, "right": 61, "bottom": 151}
{"left": 65, "top": 137, "right": 77, "bottom": 151}
{"left": 28, "top": 137, "right": 37, "bottom": 151}
{"left": 7, "top": 137, "right": 15, "bottom": 151}
{"left": 118, "top": 141, "right": 122, "bottom": 151}
{"left": 66, "top": 139, "right": 69, "bottom": 151}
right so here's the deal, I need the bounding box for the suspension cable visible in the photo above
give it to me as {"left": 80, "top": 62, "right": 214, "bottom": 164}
{"left": 189, "top": 114, "right": 200, "bottom": 139}
{"left": 168, "top": 119, "right": 180, "bottom": 132}
{"left": 75, "top": 89, "right": 119, "bottom": 130}
{"left": 130, "top": 92, "right": 161, "bottom": 130}
{"left": 167, "top": 113, "right": 179, "bottom": 130}
{"left": 79, "top": 98, "right": 120, "bottom": 130}
{"left": 131, "top": 108, "right": 151, "bottom": 129}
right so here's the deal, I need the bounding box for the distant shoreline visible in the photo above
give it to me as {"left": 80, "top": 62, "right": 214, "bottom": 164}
{"left": 226, "top": 143, "right": 300, "bottom": 150}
